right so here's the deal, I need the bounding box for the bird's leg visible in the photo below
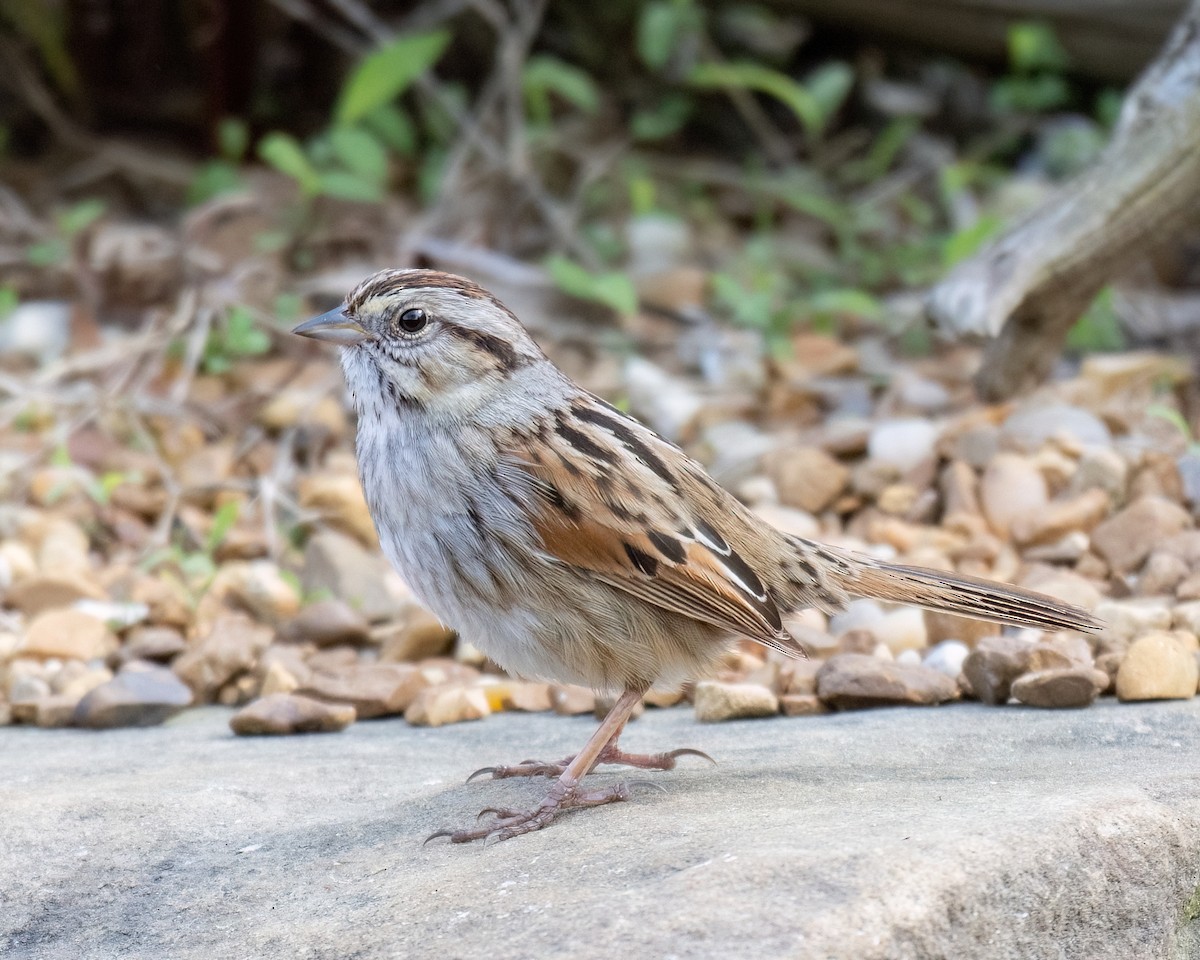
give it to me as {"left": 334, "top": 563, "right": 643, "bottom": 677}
{"left": 467, "top": 700, "right": 714, "bottom": 782}
{"left": 428, "top": 689, "right": 652, "bottom": 844}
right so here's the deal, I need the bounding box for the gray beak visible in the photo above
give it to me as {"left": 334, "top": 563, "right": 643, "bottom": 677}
{"left": 292, "top": 306, "right": 370, "bottom": 345}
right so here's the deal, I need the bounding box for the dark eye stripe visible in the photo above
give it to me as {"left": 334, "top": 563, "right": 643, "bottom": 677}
{"left": 443, "top": 323, "right": 519, "bottom": 370}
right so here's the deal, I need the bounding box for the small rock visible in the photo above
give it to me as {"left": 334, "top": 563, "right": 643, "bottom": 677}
{"left": 828, "top": 599, "right": 886, "bottom": 638}
{"left": 1116, "top": 632, "right": 1200, "bottom": 701}
{"left": 1090, "top": 496, "right": 1192, "bottom": 574}
{"left": 923, "top": 609, "right": 999, "bottom": 646}
{"left": 693, "top": 681, "right": 779, "bottom": 721}
{"left": 872, "top": 606, "right": 927, "bottom": 655}
{"left": 260, "top": 659, "right": 302, "bottom": 696}
{"left": 642, "top": 687, "right": 686, "bottom": 708}
{"left": 172, "top": 613, "right": 273, "bottom": 701}
{"left": 74, "top": 599, "right": 149, "bottom": 631}
{"left": 19, "top": 609, "right": 117, "bottom": 661}
{"left": 378, "top": 608, "right": 455, "bottom": 662}
{"left": 961, "top": 635, "right": 1034, "bottom": 705}
{"left": 1010, "top": 489, "right": 1111, "bottom": 547}
{"left": 297, "top": 473, "right": 377, "bottom": 546}
{"left": 784, "top": 660, "right": 821, "bottom": 695}
{"left": 279, "top": 599, "right": 371, "bottom": 647}
{"left": 550, "top": 684, "right": 596, "bottom": 716}
{"left": 299, "top": 663, "right": 425, "bottom": 718}
{"left": 5, "top": 573, "right": 107, "bottom": 617}
{"left": 779, "top": 693, "right": 828, "bottom": 716}
{"left": 1139, "top": 550, "right": 1190, "bottom": 596}
{"left": 816, "top": 654, "right": 958, "bottom": 709}
{"left": 230, "top": 693, "right": 355, "bottom": 735}
{"left": 1175, "top": 573, "right": 1200, "bottom": 601}
{"left": 766, "top": 446, "right": 849, "bottom": 514}
{"left": 1021, "top": 568, "right": 1103, "bottom": 611}
{"left": 1024, "top": 531, "right": 1090, "bottom": 564}
{"left": 73, "top": 663, "right": 193, "bottom": 728}
{"left": 404, "top": 684, "right": 491, "bottom": 726}
{"left": 1070, "top": 447, "right": 1128, "bottom": 503}
{"left": 1093, "top": 599, "right": 1173, "bottom": 642}
{"left": 119, "top": 625, "right": 187, "bottom": 664}
{"left": 1010, "top": 667, "right": 1105, "bottom": 708}
{"left": 52, "top": 662, "right": 114, "bottom": 700}
{"left": 485, "top": 681, "right": 553, "bottom": 712}
{"left": 302, "top": 529, "right": 413, "bottom": 623}
{"left": 1171, "top": 601, "right": 1200, "bottom": 636}
{"left": 222, "top": 560, "right": 301, "bottom": 623}
{"left": 32, "top": 693, "right": 80, "bottom": 728}
{"left": 868, "top": 419, "right": 939, "bottom": 474}
{"left": 750, "top": 504, "right": 820, "bottom": 539}
{"left": 1002, "top": 403, "right": 1110, "bottom": 450}
{"left": 923, "top": 640, "right": 970, "bottom": 677}
{"left": 980, "top": 454, "right": 1048, "bottom": 539}
{"left": 1177, "top": 453, "right": 1200, "bottom": 507}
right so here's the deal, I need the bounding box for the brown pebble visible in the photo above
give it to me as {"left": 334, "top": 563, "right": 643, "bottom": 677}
{"left": 230, "top": 693, "right": 355, "bottom": 735}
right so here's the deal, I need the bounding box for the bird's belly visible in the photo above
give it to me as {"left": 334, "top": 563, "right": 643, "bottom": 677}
{"left": 356, "top": 424, "right": 730, "bottom": 690}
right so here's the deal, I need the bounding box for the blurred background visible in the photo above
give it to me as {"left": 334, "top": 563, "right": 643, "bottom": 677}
{"left": 2, "top": 0, "right": 1200, "bottom": 730}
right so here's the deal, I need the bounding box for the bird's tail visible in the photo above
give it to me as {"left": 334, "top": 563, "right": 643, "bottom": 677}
{"left": 786, "top": 537, "right": 1103, "bottom": 634}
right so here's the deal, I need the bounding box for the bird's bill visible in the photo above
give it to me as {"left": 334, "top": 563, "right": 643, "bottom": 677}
{"left": 292, "top": 306, "right": 370, "bottom": 345}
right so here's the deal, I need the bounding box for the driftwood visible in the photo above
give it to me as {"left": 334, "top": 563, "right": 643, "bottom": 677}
{"left": 776, "top": 0, "right": 1184, "bottom": 82}
{"left": 924, "top": 0, "right": 1200, "bottom": 400}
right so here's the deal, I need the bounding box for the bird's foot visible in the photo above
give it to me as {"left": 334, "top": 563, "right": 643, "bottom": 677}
{"left": 426, "top": 778, "right": 650, "bottom": 844}
{"left": 467, "top": 745, "right": 714, "bottom": 782}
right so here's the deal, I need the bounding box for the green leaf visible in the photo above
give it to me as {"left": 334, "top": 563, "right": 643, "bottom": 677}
{"left": 257, "top": 132, "right": 320, "bottom": 195}
{"left": 522, "top": 54, "right": 600, "bottom": 124}
{"left": 689, "top": 61, "right": 821, "bottom": 135}
{"left": 1008, "top": 21, "right": 1068, "bottom": 74}
{"left": 336, "top": 29, "right": 452, "bottom": 125}
{"left": 206, "top": 500, "right": 241, "bottom": 555}
{"left": 942, "top": 214, "right": 1003, "bottom": 267}
{"left": 318, "top": 170, "right": 384, "bottom": 203}
{"left": 26, "top": 240, "right": 66, "bottom": 266}
{"left": 1066, "top": 287, "right": 1125, "bottom": 353}
{"left": 808, "top": 288, "right": 882, "bottom": 321}
{"left": 804, "top": 62, "right": 854, "bottom": 133}
{"left": 1146, "top": 403, "right": 1192, "bottom": 440}
{"left": 217, "top": 117, "right": 249, "bottom": 161}
{"left": 630, "top": 94, "right": 692, "bottom": 141}
{"left": 223, "top": 306, "right": 271, "bottom": 358}
{"left": 0, "top": 284, "right": 18, "bottom": 319}
{"left": 187, "top": 161, "right": 242, "bottom": 206}
{"left": 545, "top": 256, "right": 638, "bottom": 315}
{"left": 58, "top": 198, "right": 106, "bottom": 236}
{"left": 329, "top": 125, "right": 389, "bottom": 184}
{"left": 638, "top": 1, "right": 684, "bottom": 70}
{"left": 363, "top": 104, "right": 418, "bottom": 156}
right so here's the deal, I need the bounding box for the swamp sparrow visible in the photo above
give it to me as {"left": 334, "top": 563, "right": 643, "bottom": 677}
{"left": 294, "top": 268, "right": 1100, "bottom": 843}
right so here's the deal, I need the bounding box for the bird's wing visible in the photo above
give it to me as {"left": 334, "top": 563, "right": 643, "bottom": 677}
{"left": 499, "top": 396, "right": 793, "bottom": 649}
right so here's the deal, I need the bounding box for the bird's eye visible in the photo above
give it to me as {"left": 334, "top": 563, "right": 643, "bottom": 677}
{"left": 397, "top": 308, "right": 427, "bottom": 334}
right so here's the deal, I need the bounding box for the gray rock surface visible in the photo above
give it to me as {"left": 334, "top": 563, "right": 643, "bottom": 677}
{"left": 2, "top": 701, "right": 1199, "bottom": 960}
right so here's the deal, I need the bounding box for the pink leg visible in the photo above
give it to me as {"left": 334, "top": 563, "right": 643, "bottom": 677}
{"left": 427, "top": 689, "right": 658, "bottom": 844}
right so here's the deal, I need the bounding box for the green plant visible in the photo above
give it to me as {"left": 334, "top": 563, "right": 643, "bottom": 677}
{"left": 188, "top": 117, "right": 250, "bottom": 205}
{"left": 202, "top": 306, "right": 272, "bottom": 374}
{"left": 1065, "top": 287, "right": 1125, "bottom": 353}
{"left": 992, "top": 21, "right": 1070, "bottom": 114}
{"left": 545, "top": 255, "right": 638, "bottom": 315}
{"left": 256, "top": 28, "right": 451, "bottom": 203}
{"left": 26, "top": 198, "right": 106, "bottom": 267}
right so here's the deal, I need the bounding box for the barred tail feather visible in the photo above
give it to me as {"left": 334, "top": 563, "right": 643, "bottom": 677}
{"left": 834, "top": 556, "right": 1102, "bottom": 634}
{"left": 782, "top": 535, "right": 1103, "bottom": 634}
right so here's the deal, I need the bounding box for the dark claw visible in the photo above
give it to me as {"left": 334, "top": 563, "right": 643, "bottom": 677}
{"left": 423, "top": 829, "right": 454, "bottom": 845}
{"left": 668, "top": 748, "right": 717, "bottom": 766}
{"left": 624, "top": 778, "right": 668, "bottom": 794}
{"left": 466, "top": 766, "right": 497, "bottom": 783}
